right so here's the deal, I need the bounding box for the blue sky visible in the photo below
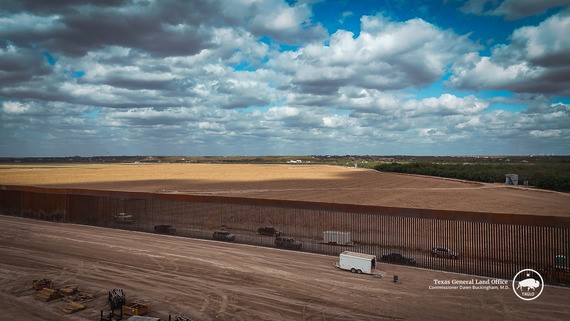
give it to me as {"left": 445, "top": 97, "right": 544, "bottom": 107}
{"left": 1, "top": 0, "right": 569, "bottom": 157}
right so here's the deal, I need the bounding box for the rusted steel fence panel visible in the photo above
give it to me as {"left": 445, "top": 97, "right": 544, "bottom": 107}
{"left": 0, "top": 189, "right": 22, "bottom": 215}
{"left": 21, "top": 190, "right": 68, "bottom": 221}
{"left": 0, "top": 185, "right": 568, "bottom": 286}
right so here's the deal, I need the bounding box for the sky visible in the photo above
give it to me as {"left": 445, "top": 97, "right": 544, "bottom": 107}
{"left": 1, "top": 0, "right": 569, "bottom": 157}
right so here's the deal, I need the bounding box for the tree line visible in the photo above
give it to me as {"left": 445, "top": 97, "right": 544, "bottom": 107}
{"left": 373, "top": 162, "right": 570, "bottom": 192}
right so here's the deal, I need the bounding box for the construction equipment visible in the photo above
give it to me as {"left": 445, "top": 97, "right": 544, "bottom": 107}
{"left": 58, "top": 300, "right": 85, "bottom": 314}
{"left": 127, "top": 317, "right": 161, "bottom": 321}
{"left": 122, "top": 302, "right": 149, "bottom": 316}
{"left": 58, "top": 285, "right": 78, "bottom": 296}
{"left": 66, "top": 290, "right": 94, "bottom": 303}
{"left": 32, "top": 278, "right": 52, "bottom": 290}
{"left": 104, "top": 289, "right": 126, "bottom": 320}
{"left": 109, "top": 289, "right": 126, "bottom": 309}
{"left": 35, "top": 288, "right": 62, "bottom": 301}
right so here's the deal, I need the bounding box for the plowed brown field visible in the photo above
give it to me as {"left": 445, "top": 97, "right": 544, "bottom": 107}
{"left": 1, "top": 163, "right": 569, "bottom": 216}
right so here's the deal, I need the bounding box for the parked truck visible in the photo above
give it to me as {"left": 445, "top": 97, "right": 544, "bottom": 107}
{"left": 257, "top": 226, "right": 283, "bottom": 236}
{"left": 114, "top": 212, "right": 133, "bottom": 224}
{"left": 274, "top": 236, "right": 302, "bottom": 250}
{"left": 213, "top": 230, "right": 235, "bottom": 242}
{"left": 154, "top": 224, "right": 176, "bottom": 234}
{"left": 334, "top": 251, "right": 377, "bottom": 274}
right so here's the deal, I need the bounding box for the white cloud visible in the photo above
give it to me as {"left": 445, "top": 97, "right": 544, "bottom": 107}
{"left": 322, "top": 114, "right": 357, "bottom": 128}
{"left": 198, "top": 121, "right": 225, "bottom": 132}
{"left": 0, "top": 0, "right": 568, "bottom": 156}
{"left": 404, "top": 94, "right": 489, "bottom": 116}
{"left": 270, "top": 15, "right": 477, "bottom": 94}
{"left": 450, "top": 10, "right": 570, "bottom": 95}
{"left": 235, "top": 0, "right": 327, "bottom": 44}
{"left": 530, "top": 129, "right": 562, "bottom": 137}
{"left": 265, "top": 106, "right": 301, "bottom": 120}
{"left": 338, "top": 90, "right": 489, "bottom": 117}
{"left": 339, "top": 11, "right": 353, "bottom": 24}
{"left": 449, "top": 54, "right": 538, "bottom": 89}
{"left": 512, "top": 11, "right": 570, "bottom": 65}
{"left": 2, "top": 101, "right": 29, "bottom": 114}
{"left": 461, "top": 0, "right": 570, "bottom": 19}
{"left": 0, "top": 12, "right": 61, "bottom": 30}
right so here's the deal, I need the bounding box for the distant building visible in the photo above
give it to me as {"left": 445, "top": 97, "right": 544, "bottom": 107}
{"left": 140, "top": 156, "right": 160, "bottom": 163}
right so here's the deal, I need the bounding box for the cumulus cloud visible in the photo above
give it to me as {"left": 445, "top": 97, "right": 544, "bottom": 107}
{"left": 338, "top": 89, "right": 489, "bottom": 117}
{"left": 0, "top": 0, "right": 326, "bottom": 59}
{"left": 1, "top": 95, "right": 567, "bottom": 156}
{"left": 514, "top": 12, "right": 570, "bottom": 67}
{"left": 247, "top": 0, "right": 327, "bottom": 44}
{"left": 530, "top": 129, "right": 562, "bottom": 137}
{"left": 2, "top": 101, "right": 29, "bottom": 114}
{"left": 0, "top": 44, "right": 53, "bottom": 84}
{"left": 1, "top": 2, "right": 211, "bottom": 58}
{"left": 269, "top": 15, "right": 477, "bottom": 94}
{"left": 0, "top": 0, "right": 567, "bottom": 156}
{"left": 449, "top": 10, "right": 570, "bottom": 95}
{"left": 461, "top": 0, "right": 570, "bottom": 19}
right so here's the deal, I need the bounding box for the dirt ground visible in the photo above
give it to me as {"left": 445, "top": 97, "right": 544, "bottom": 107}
{"left": 1, "top": 163, "right": 569, "bottom": 216}
{"left": 0, "top": 215, "right": 568, "bottom": 321}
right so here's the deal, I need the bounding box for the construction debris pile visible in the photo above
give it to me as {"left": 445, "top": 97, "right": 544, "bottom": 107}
{"left": 30, "top": 278, "right": 93, "bottom": 314}
{"left": 18, "top": 277, "right": 194, "bottom": 320}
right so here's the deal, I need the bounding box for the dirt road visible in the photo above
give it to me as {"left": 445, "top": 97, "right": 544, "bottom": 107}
{"left": 0, "top": 215, "right": 568, "bottom": 321}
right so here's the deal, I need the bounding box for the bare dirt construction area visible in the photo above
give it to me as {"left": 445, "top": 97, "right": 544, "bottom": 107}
{"left": 1, "top": 216, "right": 569, "bottom": 321}
{"left": 1, "top": 163, "right": 569, "bottom": 216}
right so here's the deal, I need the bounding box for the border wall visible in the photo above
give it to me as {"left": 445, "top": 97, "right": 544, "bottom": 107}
{"left": 1, "top": 185, "right": 569, "bottom": 286}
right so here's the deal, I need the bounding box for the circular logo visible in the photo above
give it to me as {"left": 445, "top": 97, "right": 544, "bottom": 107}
{"left": 512, "top": 269, "right": 544, "bottom": 301}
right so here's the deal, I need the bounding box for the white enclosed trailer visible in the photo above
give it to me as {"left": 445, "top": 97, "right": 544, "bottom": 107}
{"left": 335, "top": 251, "right": 376, "bottom": 274}
{"left": 323, "top": 231, "right": 351, "bottom": 245}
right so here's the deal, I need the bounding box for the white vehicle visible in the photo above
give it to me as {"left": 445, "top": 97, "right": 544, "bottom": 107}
{"left": 335, "top": 251, "right": 377, "bottom": 274}
{"left": 323, "top": 231, "right": 351, "bottom": 245}
{"left": 114, "top": 212, "right": 133, "bottom": 223}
